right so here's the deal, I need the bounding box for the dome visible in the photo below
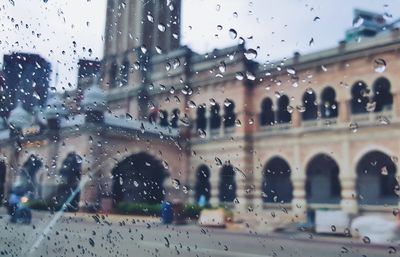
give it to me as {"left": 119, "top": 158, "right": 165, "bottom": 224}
{"left": 82, "top": 83, "right": 107, "bottom": 112}
{"left": 44, "top": 92, "right": 67, "bottom": 119}
{"left": 8, "top": 103, "right": 33, "bottom": 129}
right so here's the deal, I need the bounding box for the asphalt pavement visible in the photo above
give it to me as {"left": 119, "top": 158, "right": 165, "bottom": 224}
{"left": 0, "top": 210, "right": 398, "bottom": 257}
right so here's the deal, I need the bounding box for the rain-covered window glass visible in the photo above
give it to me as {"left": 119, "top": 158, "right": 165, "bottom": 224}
{"left": 4, "top": 1, "right": 400, "bottom": 256}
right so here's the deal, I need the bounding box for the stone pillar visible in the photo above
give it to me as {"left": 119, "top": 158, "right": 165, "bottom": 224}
{"left": 394, "top": 92, "right": 400, "bottom": 118}
{"left": 209, "top": 168, "right": 219, "bottom": 207}
{"left": 291, "top": 143, "right": 307, "bottom": 220}
{"left": 291, "top": 110, "right": 301, "bottom": 128}
{"left": 338, "top": 99, "right": 350, "bottom": 123}
{"left": 339, "top": 140, "right": 358, "bottom": 214}
{"left": 79, "top": 133, "right": 103, "bottom": 212}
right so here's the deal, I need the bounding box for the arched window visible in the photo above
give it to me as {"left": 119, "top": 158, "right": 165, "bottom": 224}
{"left": 262, "top": 157, "right": 293, "bottom": 203}
{"left": 219, "top": 165, "right": 236, "bottom": 202}
{"left": 121, "top": 59, "right": 130, "bottom": 87}
{"left": 277, "top": 95, "right": 291, "bottom": 123}
{"left": 109, "top": 62, "right": 118, "bottom": 88}
{"left": 196, "top": 105, "right": 207, "bottom": 130}
{"left": 159, "top": 110, "right": 169, "bottom": 127}
{"left": 58, "top": 152, "right": 82, "bottom": 211}
{"left": 260, "top": 97, "right": 274, "bottom": 126}
{"left": 209, "top": 103, "right": 221, "bottom": 129}
{"left": 195, "top": 165, "right": 211, "bottom": 204}
{"left": 356, "top": 151, "right": 398, "bottom": 205}
{"left": 373, "top": 77, "right": 393, "bottom": 112}
{"left": 302, "top": 90, "right": 318, "bottom": 121}
{"left": 223, "top": 99, "right": 236, "bottom": 128}
{"left": 306, "top": 154, "right": 341, "bottom": 204}
{"left": 170, "top": 109, "right": 180, "bottom": 128}
{"left": 351, "top": 81, "right": 369, "bottom": 114}
{"left": 320, "top": 87, "right": 338, "bottom": 118}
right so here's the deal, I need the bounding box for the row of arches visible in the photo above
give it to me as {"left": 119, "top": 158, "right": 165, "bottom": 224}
{"left": 196, "top": 100, "right": 236, "bottom": 130}
{"left": 259, "top": 77, "right": 392, "bottom": 126}
{"left": 148, "top": 108, "right": 181, "bottom": 128}
{"left": 194, "top": 150, "right": 399, "bottom": 206}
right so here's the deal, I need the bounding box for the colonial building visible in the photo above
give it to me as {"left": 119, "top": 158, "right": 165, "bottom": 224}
{"left": 0, "top": 2, "right": 399, "bottom": 221}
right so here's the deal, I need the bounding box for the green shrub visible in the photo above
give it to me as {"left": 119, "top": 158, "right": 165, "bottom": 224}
{"left": 28, "top": 199, "right": 62, "bottom": 212}
{"left": 114, "top": 202, "right": 161, "bottom": 216}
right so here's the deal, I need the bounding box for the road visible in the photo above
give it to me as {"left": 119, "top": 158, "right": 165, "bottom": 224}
{"left": 0, "top": 211, "right": 397, "bottom": 257}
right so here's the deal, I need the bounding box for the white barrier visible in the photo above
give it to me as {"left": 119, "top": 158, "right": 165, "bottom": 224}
{"left": 315, "top": 210, "right": 350, "bottom": 234}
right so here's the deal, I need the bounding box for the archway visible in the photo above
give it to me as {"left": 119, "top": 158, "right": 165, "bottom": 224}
{"left": 302, "top": 90, "right": 318, "bottom": 121}
{"left": 373, "top": 77, "right": 393, "bottom": 112}
{"left": 112, "top": 152, "right": 167, "bottom": 204}
{"left": 0, "top": 161, "right": 5, "bottom": 204}
{"left": 58, "top": 152, "right": 82, "bottom": 211}
{"left": 195, "top": 165, "right": 211, "bottom": 204}
{"left": 277, "top": 95, "right": 291, "bottom": 123}
{"left": 351, "top": 81, "right": 369, "bottom": 114}
{"left": 306, "top": 154, "right": 341, "bottom": 204}
{"left": 260, "top": 97, "right": 274, "bottom": 126}
{"left": 262, "top": 157, "right": 293, "bottom": 203}
{"left": 219, "top": 165, "right": 236, "bottom": 203}
{"left": 320, "top": 87, "right": 338, "bottom": 118}
{"left": 356, "top": 151, "right": 398, "bottom": 205}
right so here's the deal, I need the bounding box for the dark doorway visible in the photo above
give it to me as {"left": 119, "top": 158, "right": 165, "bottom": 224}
{"left": 260, "top": 97, "right": 274, "bottom": 126}
{"left": 0, "top": 161, "right": 5, "bottom": 204}
{"left": 219, "top": 165, "right": 236, "bottom": 203}
{"left": 373, "top": 77, "right": 393, "bottom": 112}
{"left": 320, "top": 87, "right": 338, "bottom": 118}
{"left": 351, "top": 81, "right": 369, "bottom": 114}
{"left": 112, "top": 152, "right": 167, "bottom": 204}
{"left": 356, "top": 151, "right": 398, "bottom": 205}
{"left": 195, "top": 165, "right": 211, "bottom": 204}
{"left": 302, "top": 90, "right": 318, "bottom": 121}
{"left": 262, "top": 157, "right": 293, "bottom": 203}
{"left": 277, "top": 95, "right": 291, "bottom": 123}
{"left": 58, "top": 152, "right": 82, "bottom": 211}
{"left": 306, "top": 154, "right": 341, "bottom": 204}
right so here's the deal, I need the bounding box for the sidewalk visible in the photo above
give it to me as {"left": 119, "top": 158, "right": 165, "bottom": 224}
{"left": 1, "top": 207, "right": 398, "bottom": 249}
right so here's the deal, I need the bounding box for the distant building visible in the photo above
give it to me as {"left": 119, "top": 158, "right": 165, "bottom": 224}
{"left": 2, "top": 53, "right": 51, "bottom": 116}
{"left": 1, "top": 4, "right": 400, "bottom": 222}
{"left": 77, "top": 59, "right": 101, "bottom": 90}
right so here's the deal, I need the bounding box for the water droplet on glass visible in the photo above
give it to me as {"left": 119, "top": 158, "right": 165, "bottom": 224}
{"left": 349, "top": 122, "right": 358, "bottom": 132}
{"left": 366, "top": 101, "right": 376, "bottom": 112}
{"left": 244, "top": 48, "right": 257, "bottom": 60}
{"left": 197, "top": 128, "right": 206, "bottom": 138}
{"left": 373, "top": 58, "right": 386, "bottom": 73}
{"left": 229, "top": 28, "right": 238, "bottom": 39}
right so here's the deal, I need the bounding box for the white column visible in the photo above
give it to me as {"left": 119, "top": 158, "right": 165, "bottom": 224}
{"left": 340, "top": 139, "right": 358, "bottom": 214}
{"left": 291, "top": 142, "right": 307, "bottom": 220}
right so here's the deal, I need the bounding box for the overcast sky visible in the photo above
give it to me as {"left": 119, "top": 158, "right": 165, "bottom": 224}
{"left": 0, "top": 0, "right": 400, "bottom": 90}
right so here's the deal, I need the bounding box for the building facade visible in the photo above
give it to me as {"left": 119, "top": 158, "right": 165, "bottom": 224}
{"left": 0, "top": 1, "right": 399, "bottom": 220}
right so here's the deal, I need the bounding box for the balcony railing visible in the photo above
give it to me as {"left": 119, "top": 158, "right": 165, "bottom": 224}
{"left": 302, "top": 117, "right": 338, "bottom": 129}
{"left": 351, "top": 110, "right": 393, "bottom": 125}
